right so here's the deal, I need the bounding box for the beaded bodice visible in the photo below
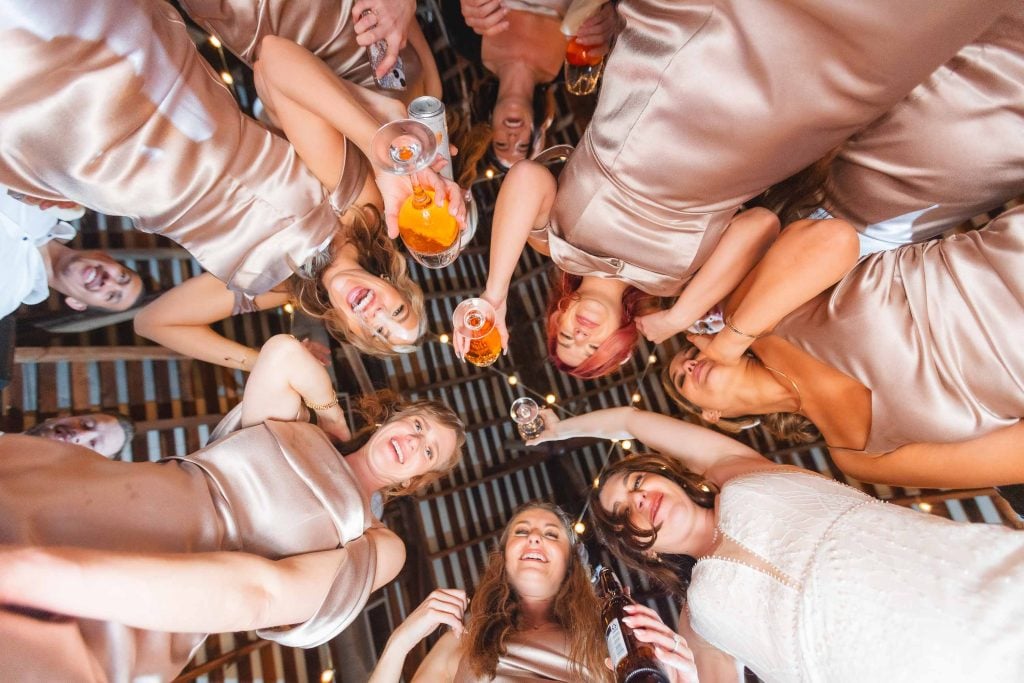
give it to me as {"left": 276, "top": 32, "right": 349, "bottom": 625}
{"left": 687, "top": 470, "right": 874, "bottom": 682}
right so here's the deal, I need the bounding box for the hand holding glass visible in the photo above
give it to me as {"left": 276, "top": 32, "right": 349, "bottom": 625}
{"left": 510, "top": 398, "right": 545, "bottom": 440}
{"left": 564, "top": 37, "right": 605, "bottom": 96}
{"left": 452, "top": 298, "right": 503, "bottom": 367}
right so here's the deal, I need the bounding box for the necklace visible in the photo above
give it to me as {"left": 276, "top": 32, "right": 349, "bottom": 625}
{"left": 763, "top": 364, "right": 803, "bottom": 413}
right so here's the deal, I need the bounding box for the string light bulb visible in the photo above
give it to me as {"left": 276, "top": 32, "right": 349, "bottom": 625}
{"left": 593, "top": 476, "right": 601, "bottom": 488}
{"left": 573, "top": 521, "right": 586, "bottom": 534}
{"left": 220, "top": 71, "right": 234, "bottom": 85}
{"left": 282, "top": 303, "right": 294, "bottom": 314}
{"left": 917, "top": 501, "right": 933, "bottom": 513}
{"left": 545, "top": 393, "right": 556, "bottom": 405}
{"left": 320, "top": 670, "right": 335, "bottom": 683}
{"left": 631, "top": 392, "right": 641, "bottom": 404}
{"left": 507, "top": 375, "right": 518, "bottom": 386}
{"left": 648, "top": 354, "right": 657, "bottom": 365}
{"left": 621, "top": 440, "right": 632, "bottom": 451}
{"left": 209, "top": 35, "right": 222, "bottom": 48}
{"left": 438, "top": 333, "right": 450, "bottom": 344}
{"left": 484, "top": 168, "right": 495, "bottom": 179}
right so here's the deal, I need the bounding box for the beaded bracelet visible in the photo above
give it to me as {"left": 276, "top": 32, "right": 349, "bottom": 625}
{"left": 724, "top": 315, "right": 761, "bottom": 340}
{"left": 304, "top": 397, "right": 339, "bottom": 411}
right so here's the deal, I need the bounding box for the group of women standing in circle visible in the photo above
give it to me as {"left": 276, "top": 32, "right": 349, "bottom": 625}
{"left": 1, "top": 0, "right": 1024, "bottom": 680}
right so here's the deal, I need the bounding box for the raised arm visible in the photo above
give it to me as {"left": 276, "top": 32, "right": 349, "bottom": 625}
{"left": 703, "top": 217, "right": 860, "bottom": 365}
{"left": 832, "top": 421, "right": 1024, "bottom": 489}
{"left": 133, "top": 273, "right": 290, "bottom": 372}
{"left": 0, "top": 527, "right": 404, "bottom": 635}
{"left": 527, "top": 407, "right": 770, "bottom": 485}
{"left": 241, "top": 334, "right": 351, "bottom": 441}
{"left": 369, "top": 590, "right": 467, "bottom": 683}
{"left": 636, "top": 208, "right": 780, "bottom": 344}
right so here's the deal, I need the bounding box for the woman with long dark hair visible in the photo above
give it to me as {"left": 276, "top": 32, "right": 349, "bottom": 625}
{"left": 0, "top": 335, "right": 466, "bottom": 680}
{"left": 367, "top": 502, "right": 623, "bottom": 682}
{"left": 527, "top": 407, "right": 1024, "bottom": 681}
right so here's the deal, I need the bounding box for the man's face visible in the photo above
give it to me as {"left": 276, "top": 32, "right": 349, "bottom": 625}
{"left": 55, "top": 250, "right": 143, "bottom": 311}
{"left": 23, "top": 413, "right": 128, "bottom": 458}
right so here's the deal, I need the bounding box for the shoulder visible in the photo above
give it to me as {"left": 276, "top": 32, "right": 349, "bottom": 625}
{"left": 367, "top": 526, "right": 406, "bottom": 584}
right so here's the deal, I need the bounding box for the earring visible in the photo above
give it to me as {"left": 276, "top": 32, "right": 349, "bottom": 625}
{"left": 379, "top": 273, "right": 390, "bottom": 282}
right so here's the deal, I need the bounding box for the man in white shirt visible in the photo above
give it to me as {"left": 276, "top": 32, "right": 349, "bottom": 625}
{"left": 0, "top": 187, "right": 144, "bottom": 317}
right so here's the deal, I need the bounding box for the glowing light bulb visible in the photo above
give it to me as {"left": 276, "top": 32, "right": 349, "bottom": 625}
{"left": 439, "top": 333, "right": 450, "bottom": 344}
{"left": 220, "top": 71, "right": 234, "bottom": 85}
{"left": 545, "top": 394, "right": 556, "bottom": 405}
{"left": 484, "top": 168, "right": 495, "bottom": 179}
{"left": 508, "top": 375, "right": 518, "bottom": 385}
{"left": 320, "top": 670, "right": 335, "bottom": 683}
{"left": 209, "top": 35, "right": 222, "bottom": 48}
{"left": 593, "top": 477, "right": 601, "bottom": 488}
{"left": 283, "top": 303, "right": 294, "bottom": 314}
{"left": 573, "top": 521, "right": 586, "bottom": 534}
{"left": 621, "top": 440, "right": 632, "bottom": 450}
{"left": 648, "top": 354, "right": 657, "bottom": 364}
{"left": 631, "top": 393, "right": 641, "bottom": 404}
{"left": 917, "top": 501, "right": 933, "bottom": 513}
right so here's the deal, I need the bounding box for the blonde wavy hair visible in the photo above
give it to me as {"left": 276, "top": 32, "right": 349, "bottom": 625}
{"left": 463, "top": 502, "right": 611, "bottom": 682}
{"left": 338, "top": 389, "right": 466, "bottom": 499}
{"left": 289, "top": 205, "right": 426, "bottom": 356}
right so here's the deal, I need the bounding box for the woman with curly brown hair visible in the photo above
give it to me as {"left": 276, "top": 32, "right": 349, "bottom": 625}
{"left": 0, "top": 335, "right": 466, "bottom": 681}
{"left": 527, "top": 407, "right": 1024, "bottom": 682}
{"left": 368, "top": 502, "right": 615, "bottom": 682}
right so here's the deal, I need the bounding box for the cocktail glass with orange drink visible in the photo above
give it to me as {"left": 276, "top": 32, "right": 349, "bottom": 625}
{"left": 452, "top": 298, "right": 503, "bottom": 367}
{"left": 564, "top": 36, "right": 605, "bottom": 96}
{"left": 371, "top": 119, "right": 462, "bottom": 269}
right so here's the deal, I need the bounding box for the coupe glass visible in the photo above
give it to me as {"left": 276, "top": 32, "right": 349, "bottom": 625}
{"left": 370, "top": 119, "right": 461, "bottom": 269}
{"left": 510, "top": 397, "right": 545, "bottom": 440}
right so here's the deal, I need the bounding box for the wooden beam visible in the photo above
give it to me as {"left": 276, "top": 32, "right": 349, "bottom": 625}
{"left": 173, "top": 638, "right": 271, "bottom": 682}
{"left": 15, "top": 346, "right": 185, "bottom": 363}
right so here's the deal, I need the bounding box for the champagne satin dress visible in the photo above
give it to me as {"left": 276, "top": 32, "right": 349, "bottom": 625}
{"left": 0, "top": 0, "right": 363, "bottom": 296}
{"left": 0, "top": 423, "right": 378, "bottom": 681}
{"left": 828, "top": 4, "right": 1024, "bottom": 253}
{"left": 452, "top": 627, "right": 586, "bottom": 682}
{"left": 688, "top": 470, "right": 1024, "bottom": 681}
{"left": 545, "top": 0, "right": 1013, "bottom": 296}
{"left": 179, "top": 0, "right": 424, "bottom": 100}
{"left": 772, "top": 206, "right": 1024, "bottom": 454}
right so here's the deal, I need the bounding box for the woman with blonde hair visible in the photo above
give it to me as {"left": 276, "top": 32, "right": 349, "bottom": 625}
{"left": 0, "top": 334, "right": 466, "bottom": 680}
{"left": 368, "top": 502, "right": 621, "bottom": 682}
{"left": 0, "top": 1, "right": 465, "bottom": 357}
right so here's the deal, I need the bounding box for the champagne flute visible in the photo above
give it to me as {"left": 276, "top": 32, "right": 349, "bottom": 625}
{"left": 452, "top": 298, "right": 502, "bottom": 367}
{"left": 370, "top": 119, "right": 461, "bottom": 269}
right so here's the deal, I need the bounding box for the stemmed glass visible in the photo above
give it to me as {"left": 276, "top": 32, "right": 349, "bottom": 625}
{"left": 452, "top": 298, "right": 502, "bottom": 367}
{"left": 563, "top": 37, "right": 605, "bottom": 96}
{"left": 510, "top": 397, "right": 545, "bottom": 440}
{"left": 370, "top": 119, "right": 461, "bottom": 269}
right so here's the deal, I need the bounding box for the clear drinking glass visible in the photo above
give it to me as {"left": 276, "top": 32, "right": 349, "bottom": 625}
{"left": 370, "top": 119, "right": 461, "bottom": 269}
{"left": 452, "top": 298, "right": 502, "bottom": 367}
{"left": 564, "top": 37, "right": 605, "bottom": 96}
{"left": 510, "top": 397, "right": 545, "bottom": 440}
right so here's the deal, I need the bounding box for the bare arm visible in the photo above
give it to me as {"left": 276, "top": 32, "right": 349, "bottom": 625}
{"left": 831, "top": 421, "right": 1024, "bottom": 489}
{"left": 369, "top": 590, "right": 467, "bottom": 683}
{"left": 678, "top": 606, "right": 743, "bottom": 683}
{"left": 405, "top": 20, "right": 443, "bottom": 100}
{"left": 705, "top": 217, "right": 860, "bottom": 364}
{"left": 527, "top": 407, "right": 771, "bottom": 485}
{"left": 0, "top": 527, "right": 403, "bottom": 634}
{"left": 241, "top": 334, "right": 350, "bottom": 440}
{"left": 636, "top": 208, "right": 780, "bottom": 344}
{"left": 133, "top": 273, "right": 290, "bottom": 371}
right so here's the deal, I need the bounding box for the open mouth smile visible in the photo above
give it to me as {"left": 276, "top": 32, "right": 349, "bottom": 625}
{"left": 391, "top": 437, "right": 404, "bottom": 464}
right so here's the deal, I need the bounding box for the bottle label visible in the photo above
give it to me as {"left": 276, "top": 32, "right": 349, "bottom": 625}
{"left": 605, "top": 619, "right": 628, "bottom": 668}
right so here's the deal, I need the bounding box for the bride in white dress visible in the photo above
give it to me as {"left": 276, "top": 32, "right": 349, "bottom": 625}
{"left": 528, "top": 408, "right": 1024, "bottom": 682}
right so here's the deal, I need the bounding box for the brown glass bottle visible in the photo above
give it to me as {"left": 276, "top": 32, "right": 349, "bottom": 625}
{"left": 596, "top": 567, "right": 670, "bottom": 683}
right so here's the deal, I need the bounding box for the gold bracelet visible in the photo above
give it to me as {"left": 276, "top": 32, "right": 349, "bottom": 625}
{"left": 304, "top": 396, "right": 339, "bottom": 411}
{"left": 724, "top": 315, "right": 761, "bottom": 340}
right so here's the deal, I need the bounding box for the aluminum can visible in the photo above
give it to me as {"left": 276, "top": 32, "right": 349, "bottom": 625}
{"left": 408, "top": 96, "right": 453, "bottom": 180}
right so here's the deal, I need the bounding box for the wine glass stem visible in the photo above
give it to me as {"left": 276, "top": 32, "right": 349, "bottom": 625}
{"left": 411, "top": 174, "right": 432, "bottom": 209}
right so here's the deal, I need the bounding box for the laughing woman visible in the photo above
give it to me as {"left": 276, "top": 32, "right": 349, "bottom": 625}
{"left": 528, "top": 407, "right": 1024, "bottom": 682}
{"left": 0, "top": 336, "right": 465, "bottom": 680}
{"left": 367, "top": 503, "right": 622, "bottom": 682}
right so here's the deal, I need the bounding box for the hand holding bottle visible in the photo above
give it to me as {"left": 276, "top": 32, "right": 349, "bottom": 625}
{"left": 622, "top": 604, "right": 698, "bottom": 683}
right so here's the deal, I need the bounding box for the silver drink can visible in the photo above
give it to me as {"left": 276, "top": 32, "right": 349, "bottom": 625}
{"left": 408, "top": 96, "right": 453, "bottom": 180}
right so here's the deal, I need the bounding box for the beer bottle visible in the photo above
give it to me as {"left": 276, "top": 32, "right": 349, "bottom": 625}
{"left": 595, "top": 566, "right": 670, "bottom": 683}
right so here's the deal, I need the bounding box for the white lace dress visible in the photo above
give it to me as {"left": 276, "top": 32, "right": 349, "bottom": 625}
{"left": 687, "top": 470, "right": 1024, "bottom": 682}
